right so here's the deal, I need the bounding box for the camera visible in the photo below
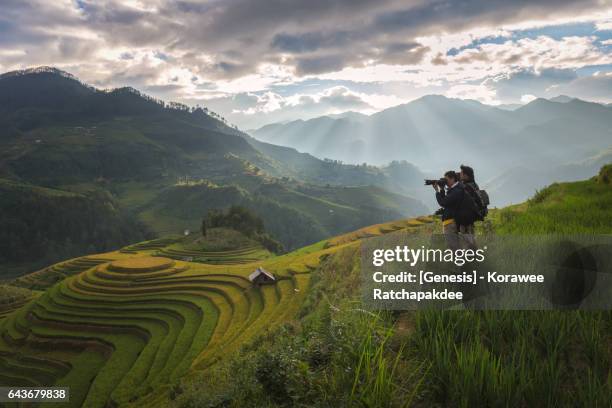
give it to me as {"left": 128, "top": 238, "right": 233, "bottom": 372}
{"left": 424, "top": 178, "right": 446, "bottom": 188}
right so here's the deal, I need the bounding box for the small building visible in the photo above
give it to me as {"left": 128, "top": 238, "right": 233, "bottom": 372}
{"left": 249, "top": 267, "right": 276, "bottom": 285}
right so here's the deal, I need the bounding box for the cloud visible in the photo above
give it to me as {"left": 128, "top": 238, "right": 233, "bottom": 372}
{"left": 596, "top": 20, "right": 612, "bottom": 30}
{"left": 521, "top": 94, "right": 537, "bottom": 103}
{"left": 445, "top": 83, "right": 500, "bottom": 105}
{"left": 236, "top": 86, "right": 376, "bottom": 116}
{"left": 2, "top": 0, "right": 610, "bottom": 79}
{"left": 209, "top": 85, "right": 404, "bottom": 128}
{"left": 0, "top": 0, "right": 611, "bottom": 128}
{"left": 271, "top": 31, "right": 354, "bottom": 53}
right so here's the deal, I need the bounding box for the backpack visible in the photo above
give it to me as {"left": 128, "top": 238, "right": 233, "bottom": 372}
{"left": 464, "top": 183, "right": 489, "bottom": 221}
{"left": 455, "top": 188, "right": 480, "bottom": 226}
{"left": 476, "top": 189, "right": 490, "bottom": 219}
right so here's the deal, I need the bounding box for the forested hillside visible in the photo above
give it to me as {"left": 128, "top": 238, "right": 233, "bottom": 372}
{"left": 0, "top": 179, "right": 150, "bottom": 278}
{"left": 0, "top": 67, "right": 427, "bottom": 276}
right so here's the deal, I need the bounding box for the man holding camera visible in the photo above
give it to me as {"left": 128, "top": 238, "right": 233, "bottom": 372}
{"left": 432, "top": 170, "right": 464, "bottom": 250}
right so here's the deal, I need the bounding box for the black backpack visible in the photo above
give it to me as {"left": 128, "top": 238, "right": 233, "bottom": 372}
{"left": 464, "top": 183, "right": 489, "bottom": 221}
{"left": 477, "top": 189, "right": 489, "bottom": 219}
{"left": 455, "top": 188, "right": 480, "bottom": 226}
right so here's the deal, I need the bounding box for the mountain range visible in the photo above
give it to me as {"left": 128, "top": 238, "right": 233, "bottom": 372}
{"left": 0, "top": 67, "right": 427, "bottom": 276}
{"left": 250, "top": 94, "right": 612, "bottom": 206}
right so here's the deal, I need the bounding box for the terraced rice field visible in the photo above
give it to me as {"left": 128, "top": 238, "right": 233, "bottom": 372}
{"left": 156, "top": 244, "right": 271, "bottom": 264}
{"left": 0, "top": 286, "right": 36, "bottom": 321}
{"left": 119, "top": 237, "right": 182, "bottom": 254}
{"left": 12, "top": 257, "right": 114, "bottom": 291}
{"left": 0, "top": 216, "right": 434, "bottom": 407}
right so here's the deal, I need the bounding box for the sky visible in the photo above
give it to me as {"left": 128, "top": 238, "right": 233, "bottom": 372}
{"left": 1, "top": 0, "right": 612, "bottom": 129}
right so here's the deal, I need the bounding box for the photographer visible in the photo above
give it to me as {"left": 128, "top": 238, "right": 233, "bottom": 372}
{"left": 432, "top": 170, "right": 464, "bottom": 250}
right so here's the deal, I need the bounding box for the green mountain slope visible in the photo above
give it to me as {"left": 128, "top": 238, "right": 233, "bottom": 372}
{"left": 0, "top": 179, "right": 150, "bottom": 278}
{"left": 0, "top": 67, "right": 428, "bottom": 275}
{"left": 135, "top": 179, "right": 427, "bottom": 249}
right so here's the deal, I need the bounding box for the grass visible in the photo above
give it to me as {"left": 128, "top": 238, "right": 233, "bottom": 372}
{"left": 408, "top": 310, "right": 611, "bottom": 407}
{"left": 491, "top": 175, "right": 612, "bottom": 234}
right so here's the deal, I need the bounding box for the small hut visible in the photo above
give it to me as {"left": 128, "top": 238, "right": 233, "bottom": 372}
{"left": 249, "top": 267, "right": 276, "bottom": 285}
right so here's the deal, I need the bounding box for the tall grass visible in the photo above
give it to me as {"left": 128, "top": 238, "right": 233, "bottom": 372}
{"left": 410, "top": 310, "right": 611, "bottom": 407}
{"left": 493, "top": 177, "right": 612, "bottom": 234}
{"left": 349, "top": 312, "right": 426, "bottom": 408}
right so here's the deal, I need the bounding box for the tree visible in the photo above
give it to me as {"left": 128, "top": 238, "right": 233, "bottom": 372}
{"left": 201, "top": 218, "right": 207, "bottom": 237}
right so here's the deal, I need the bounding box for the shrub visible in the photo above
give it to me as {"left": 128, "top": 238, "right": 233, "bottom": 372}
{"left": 257, "top": 233, "right": 284, "bottom": 254}
{"left": 206, "top": 206, "right": 264, "bottom": 237}
{"left": 204, "top": 206, "right": 284, "bottom": 254}
{"left": 597, "top": 164, "right": 612, "bottom": 185}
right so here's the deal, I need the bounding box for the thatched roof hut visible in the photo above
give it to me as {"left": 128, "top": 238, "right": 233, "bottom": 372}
{"left": 249, "top": 267, "right": 276, "bottom": 285}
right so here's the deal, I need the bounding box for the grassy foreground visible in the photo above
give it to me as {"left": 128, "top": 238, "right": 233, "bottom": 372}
{"left": 0, "top": 167, "right": 610, "bottom": 407}
{"left": 176, "top": 167, "right": 612, "bottom": 407}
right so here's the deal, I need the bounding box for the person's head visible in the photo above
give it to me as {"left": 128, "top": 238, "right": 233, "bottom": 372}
{"left": 460, "top": 164, "right": 475, "bottom": 183}
{"left": 444, "top": 170, "right": 459, "bottom": 187}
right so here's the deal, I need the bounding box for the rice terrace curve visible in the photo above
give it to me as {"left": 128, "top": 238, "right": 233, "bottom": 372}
{"left": 0, "top": 216, "right": 436, "bottom": 407}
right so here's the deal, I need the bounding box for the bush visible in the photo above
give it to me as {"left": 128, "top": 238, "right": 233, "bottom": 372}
{"left": 257, "top": 233, "right": 284, "bottom": 254}
{"left": 597, "top": 164, "right": 612, "bottom": 185}
{"left": 204, "top": 206, "right": 284, "bottom": 254}
{"left": 206, "top": 206, "right": 264, "bottom": 237}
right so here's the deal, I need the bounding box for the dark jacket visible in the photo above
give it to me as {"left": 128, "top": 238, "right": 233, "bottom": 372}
{"left": 436, "top": 182, "right": 464, "bottom": 221}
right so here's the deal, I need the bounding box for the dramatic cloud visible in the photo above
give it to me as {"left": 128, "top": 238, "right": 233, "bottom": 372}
{"left": 1, "top": 0, "right": 611, "bottom": 128}
{"left": 213, "top": 86, "right": 404, "bottom": 129}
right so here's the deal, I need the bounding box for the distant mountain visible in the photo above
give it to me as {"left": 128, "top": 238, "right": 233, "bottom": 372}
{"left": 549, "top": 95, "right": 575, "bottom": 103}
{"left": 0, "top": 67, "right": 428, "bottom": 275}
{"left": 251, "top": 94, "right": 612, "bottom": 205}
{"left": 496, "top": 103, "right": 523, "bottom": 111}
{"left": 252, "top": 95, "right": 520, "bottom": 169}
{"left": 252, "top": 95, "right": 611, "bottom": 168}
{"left": 326, "top": 111, "right": 370, "bottom": 121}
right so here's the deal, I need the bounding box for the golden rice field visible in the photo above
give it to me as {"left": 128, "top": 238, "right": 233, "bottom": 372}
{"left": 0, "top": 216, "right": 434, "bottom": 407}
